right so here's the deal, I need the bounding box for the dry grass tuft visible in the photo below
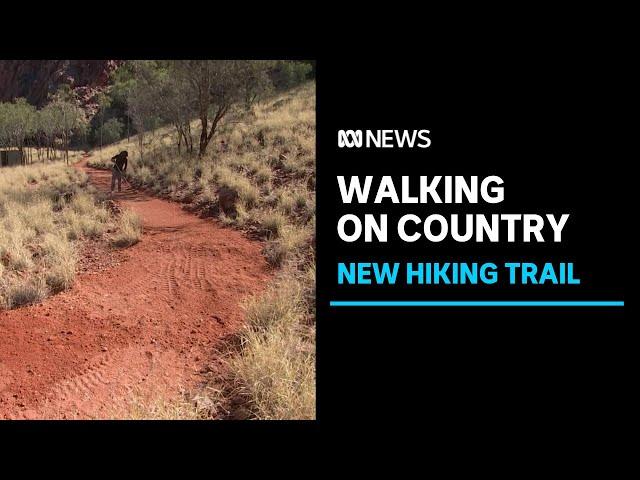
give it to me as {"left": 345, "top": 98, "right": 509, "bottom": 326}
{"left": 2, "top": 276, "right": 49, "bottom": 309}
{"left": 111, "top": 211, "right": 142, "bottom": 248}
{"left": 42, "top": 233, "right": 77, "bottom": 292}
{"left": 231, "top": 267, "right": 315, "bottom": 420}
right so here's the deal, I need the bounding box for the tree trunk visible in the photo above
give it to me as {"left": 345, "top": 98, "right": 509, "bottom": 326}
{"left": 138, "top": 133, "right": 144, "bottom": 162}
{"left": 64, "top": 132, "right": 69, "bottom": 164}
{"left": 198, "top": 105, "right": 227, "bottom": 157}
{"left": 198, "top": 114, "right": 208, "bottom": 157}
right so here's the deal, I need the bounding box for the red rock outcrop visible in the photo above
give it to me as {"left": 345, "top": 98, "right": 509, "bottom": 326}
{"left": 0, "top": 60, "right": 122, "bottom": 113}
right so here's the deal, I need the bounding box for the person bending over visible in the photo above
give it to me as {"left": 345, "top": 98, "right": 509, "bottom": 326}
{"left": 111, "top": 150, "right": 128, "bottom": 193}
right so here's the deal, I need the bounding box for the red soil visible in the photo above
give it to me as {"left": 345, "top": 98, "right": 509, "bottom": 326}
{"left": 0, "top": 160, "right": 270, "bottom": 419}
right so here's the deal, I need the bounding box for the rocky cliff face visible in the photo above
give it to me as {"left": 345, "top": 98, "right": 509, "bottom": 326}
{"left": 0, "top": 60, "right": 122, "bottom": 112}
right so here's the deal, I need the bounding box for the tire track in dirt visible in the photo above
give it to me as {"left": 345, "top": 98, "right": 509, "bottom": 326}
{"left": 0, "top": 159, "right": 271, "bottom": 419}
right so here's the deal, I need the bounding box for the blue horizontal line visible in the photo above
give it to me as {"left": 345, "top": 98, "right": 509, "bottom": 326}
{"left": 330, "top": 301, "right": 624, "bottom": 307}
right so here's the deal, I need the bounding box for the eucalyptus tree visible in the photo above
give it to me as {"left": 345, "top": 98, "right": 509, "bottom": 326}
{"left": 170, "top": 60, "right": 274, "bottom": 157}
{"left": 96, "top": 91, "right": 112, "bottom": 152}
{"left": 47, "top": 86, "right": 88, "bottom": 163}
{"left": 0, "top": 99, "right": 37, "bottom": 164}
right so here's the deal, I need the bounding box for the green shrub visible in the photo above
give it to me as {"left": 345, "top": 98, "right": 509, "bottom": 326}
{"left": 94, "top": 118, "right": 124, "bottom": 145}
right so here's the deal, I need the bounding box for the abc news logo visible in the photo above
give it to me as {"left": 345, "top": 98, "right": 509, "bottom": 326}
{"left": 337, "top": 129, "right": 431, "bottom": 149}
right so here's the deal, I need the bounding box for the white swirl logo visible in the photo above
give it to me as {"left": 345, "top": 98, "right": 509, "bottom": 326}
{"left": 338, "top": 130, "right": 363, "bottom": 148}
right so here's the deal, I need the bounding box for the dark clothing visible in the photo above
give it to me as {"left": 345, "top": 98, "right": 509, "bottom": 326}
{"left": 111, "top": 152, "right": 127, "bottom": 192}
{"left": 111, "top": 152, "right": 127, "bottom": 173}
{"left": 111, "top": 169, "right": 122, "bottom": 192}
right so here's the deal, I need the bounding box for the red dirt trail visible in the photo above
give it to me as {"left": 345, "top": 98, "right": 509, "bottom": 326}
{"left": 0, "top": 160, "right": 270, "bottom": 419}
